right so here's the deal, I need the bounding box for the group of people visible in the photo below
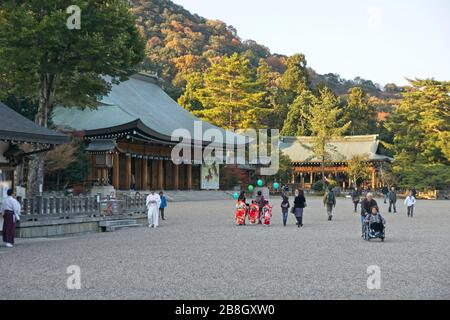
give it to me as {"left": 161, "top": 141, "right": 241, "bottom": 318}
{"left": 235, "top": 191, "right": 273, "bottom": 226}
{"left": 234, "top": 189, "right": 307, "bottom": 228}
{"left": 351, "top": 186, "right": 419, "bottom": 237}
{"left": 145, "top": 191, "right": 167, "bottom": 228}
{"left": 353, "top": 186, "right": 417, "bottom": 217}
{"left": 233, "top": 184, "right": 419, "bottom": 239}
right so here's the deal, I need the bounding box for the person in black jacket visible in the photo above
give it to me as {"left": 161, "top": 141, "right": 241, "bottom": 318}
{"left": 387, "top": 187, "right": 397, "bottom": 213}
{"left": 360, "top": 193, "right": 379, "bottom": 236}
{"left": 293, "top": 189, "right": 306, "bottom": 228}
{"left": 350, "top": 187, "right": 361, "bottom": 213}
{"left": 255, "top": 191, "right": 265, "bottom": 224}
{"left": 382, "top": 186, "right": 389, "bottom": 204}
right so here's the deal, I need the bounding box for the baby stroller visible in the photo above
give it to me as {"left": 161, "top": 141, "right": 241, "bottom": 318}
{"left": 363, "top": 221, "right": 385, "bottom": 242}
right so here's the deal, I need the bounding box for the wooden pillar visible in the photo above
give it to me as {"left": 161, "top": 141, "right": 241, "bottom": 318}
{"left": 157, "top": 159, "right": 164, "bottom": 190}
{"left": 291, "top": 172, "right": 295, "bottom": 184}
{"left": 102, "top": 168, "right": 108, "bottom": 185}
{"left": 89, "top": 155, "right": 97, "bottom": 181}
{"left": 142, "top": 158, "right": 148, "bottom": 190}
{"left": 151, "top": 160, "right": 158, "bottom": 191}
{"left": 173, "top": 164, "right": 180, "bottom": 190}
{"left": 112, "top": 153, "right": 120, "bottom": 190}
{"left": 165, "top": 161, "right": 173, "bottom": 190}
{"left": 186, "top": 164, "right": 192, "bottom": 190}
{"left": 371, "top": 168, "right": 376, "bottom": 190}
{"left": 135, "top": 158, "right": 143, "bottom": 190}
{"left": 125, "top": 155, "right": 131, "bottom": 190}
{"left": 310, "top": 172, "right": 314, "bottom": 184}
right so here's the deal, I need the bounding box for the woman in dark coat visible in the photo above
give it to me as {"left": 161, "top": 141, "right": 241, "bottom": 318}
{"left": 293, "top": 189, "right": 306, "bottom": 228}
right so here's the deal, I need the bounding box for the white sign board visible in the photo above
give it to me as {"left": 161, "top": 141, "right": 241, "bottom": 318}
{"left": 201, "top": 164, "right": 220, "bottom": 190}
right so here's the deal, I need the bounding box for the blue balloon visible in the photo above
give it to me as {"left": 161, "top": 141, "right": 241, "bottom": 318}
{"left": 233, "top": 192, "right": 239, "bottom": 199}
{"left": 257, "top": 179, "right": 263, "bottom": 187}
{"left": 273, "top": 182, "right": 280, "bottom": 190}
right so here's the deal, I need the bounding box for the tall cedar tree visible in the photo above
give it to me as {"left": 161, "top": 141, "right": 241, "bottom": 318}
{"left": 276, "top": 53, "right": 310, "bottom": 129}
{"left": 309, "top": 87, "right": 351, "bottom": 186}
{"left": 281, "top": 89, "right": 316, "bottom": 136}
{"left": 0, "top": 0, "right": 145, "bottom": 196}
{"left": 343, "top": 87, "right": 377, "bottom": 135}
{"left": 195, "top": 53, "right": 265, "bottom": 129}
{"left": 385, "top": 79, "right": 450, "bottom": 189}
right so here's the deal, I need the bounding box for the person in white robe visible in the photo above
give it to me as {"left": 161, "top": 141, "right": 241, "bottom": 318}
{"left": 146, "top": 191, "right": 161, "bottom": 228}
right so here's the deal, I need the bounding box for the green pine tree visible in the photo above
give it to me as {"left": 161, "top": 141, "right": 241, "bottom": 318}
{"left": 309, "top": 87, "right": 351, "bottom": 186}
{"left": 343, "top": 87, "right": 377, "bottom": 135}
{"left": 281, "top": 89, "right": 317, "bottom": 136}
{"left": 384, "top": 79, "right": 450, "bottom": 189}
{"left": 196, "top": 53, "right": 265, "bottom": 129}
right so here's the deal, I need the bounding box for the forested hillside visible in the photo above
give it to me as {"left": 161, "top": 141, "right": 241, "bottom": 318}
{"left": 130, "top": 0, "right": 402, "bottom": 131}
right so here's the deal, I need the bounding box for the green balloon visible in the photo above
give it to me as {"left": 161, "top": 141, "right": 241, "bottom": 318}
{"left": 273, "top": 182, "right": 280, "bottom": 190}
{"left": 257, "top": 179, "right": 263, "bottom": 187}
{"left": 233, "top": 192, "right": 239, "bottom": 199}
{"left": 248, "top": 185, "right": 254, "bottom": 192}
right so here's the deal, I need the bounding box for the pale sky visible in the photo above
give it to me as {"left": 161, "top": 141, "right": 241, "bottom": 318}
{"left": 173, "top": 0, "right": 450, "bottom": 86}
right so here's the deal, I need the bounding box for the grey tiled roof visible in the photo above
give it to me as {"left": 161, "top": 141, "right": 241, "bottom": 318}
{"left": 280, "top": 135, "right": 393, "bottom": 163}
{"left": 0, "top": 102, "right": 68, "bottom": 145}
{"left": 52, "top": 73, "right": 241, "bottom": 145}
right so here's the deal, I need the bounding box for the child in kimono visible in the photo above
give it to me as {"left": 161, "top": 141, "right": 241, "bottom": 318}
{"left": 235, "top": 199, "right": 247, "bottom": 226}
{"left": 248, "top": 200, "right": 259, "bottom": 225}
{"left": 262, "top": 200, "right": 273, "bottom": 226}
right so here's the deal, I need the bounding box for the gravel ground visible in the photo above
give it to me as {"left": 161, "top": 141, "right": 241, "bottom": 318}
{"left": 0, "top": 197, "right": 449, "bottom": 300}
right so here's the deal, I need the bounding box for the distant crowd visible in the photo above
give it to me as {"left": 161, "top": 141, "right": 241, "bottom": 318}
{"left": 233, "top": 185, "right": 419, "bottom": 240}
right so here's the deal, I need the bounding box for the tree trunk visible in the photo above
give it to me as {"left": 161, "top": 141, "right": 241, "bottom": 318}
{"left": 321, "top": 156, "right": 325, "bottom": 189}
{"left": 27, "top": 74, "right": 54, "bottom": 197}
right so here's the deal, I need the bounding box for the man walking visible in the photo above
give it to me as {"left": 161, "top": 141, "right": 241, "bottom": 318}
{"left": 388, "top": 187, "right": 397, "bottom": 213}
{"left": 2, "top": 189, "right": 21, "bottom": 248}
{"left": 350, "top": 187, "right": 360, "bottom": 213}
{"left": 382, "top": 185, "right": 389, "bottom": 204}
{"left": 323, "top": 187, "right": 336, "bottom": 221}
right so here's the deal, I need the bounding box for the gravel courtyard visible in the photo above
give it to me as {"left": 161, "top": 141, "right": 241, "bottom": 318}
{"left": 0, "top": 197, "right": 449, "bottom": 300}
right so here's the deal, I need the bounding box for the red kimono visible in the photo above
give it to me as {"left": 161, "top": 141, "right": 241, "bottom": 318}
{"left": 248, "top": 203, "right": 259, "bottom": 224}
{"left": 262, "top": 203, "right": 273, "bottom": 226}
{"left": 235, "top": 200, "right": 247, "bottom": 225}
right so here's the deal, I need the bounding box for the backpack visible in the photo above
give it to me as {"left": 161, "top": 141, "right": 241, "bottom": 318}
{"left": 327, "top": 191, "right": 335, "bottom": 205}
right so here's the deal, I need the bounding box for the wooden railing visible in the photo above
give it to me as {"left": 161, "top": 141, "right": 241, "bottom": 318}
{"left": 18, "top": 195, "right": 147, "bottom": 220}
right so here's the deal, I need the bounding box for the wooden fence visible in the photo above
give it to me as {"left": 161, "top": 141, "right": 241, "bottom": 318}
{"left": 18, "top": 195, "right": 147, "bottom": 220}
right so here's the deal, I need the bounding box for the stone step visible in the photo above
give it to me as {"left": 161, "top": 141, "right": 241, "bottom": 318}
{"left": 116, "top": 190, "right": 236, "bottom": 202}
{"left": 99, "top": 219, "right": 138, "bottom": 228}
{"left": 105, "top": 223, "right": 142, "bottom": 232}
